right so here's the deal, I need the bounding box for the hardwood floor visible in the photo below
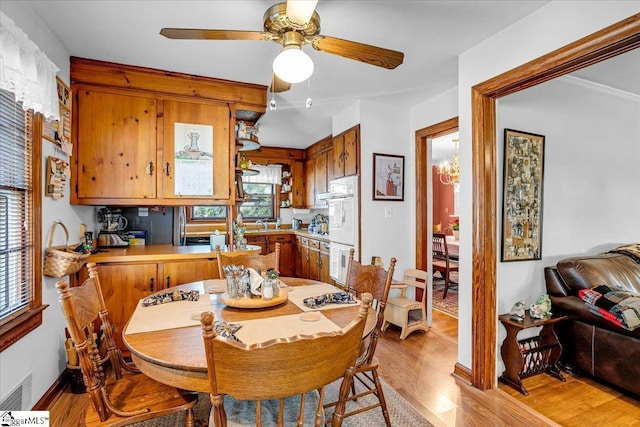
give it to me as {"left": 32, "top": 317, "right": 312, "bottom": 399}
{"left": 46, "top": 310, "right": 639, "bottom": 426}
{"left": 377, "top": 311, "right": 640, "bottom": 427}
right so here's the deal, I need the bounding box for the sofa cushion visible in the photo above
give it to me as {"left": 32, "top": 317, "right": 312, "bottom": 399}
{"left": 556, "top": 253, "right": 640, "bottom": 294}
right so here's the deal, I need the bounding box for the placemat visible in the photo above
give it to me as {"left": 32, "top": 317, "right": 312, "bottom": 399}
{"left": 287, "top": 283, "right": 358, "bottom": 312}
{"left": 234, "top": 312, "right": 341, "bottom": 345}
{"left": 125, "top": 294, "right": 215, "bottom": 335}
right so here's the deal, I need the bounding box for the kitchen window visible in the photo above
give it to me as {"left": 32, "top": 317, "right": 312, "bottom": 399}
{"left": 191, "top": 205, "right": 227, "bottom": 221}
{"left": 0, "top": 89, "right": 45, "bottom": 351}
{"left": 239, "top": 183, "right": 275, "bottom": 220}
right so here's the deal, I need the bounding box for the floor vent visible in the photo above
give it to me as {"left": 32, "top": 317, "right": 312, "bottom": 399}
{"left": 0, "top": 373, "right": 31, "bottom": 410}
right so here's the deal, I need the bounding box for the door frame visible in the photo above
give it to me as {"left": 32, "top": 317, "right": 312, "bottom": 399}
{"left": 416, "top": 14, "right": 640, "bottom": 391}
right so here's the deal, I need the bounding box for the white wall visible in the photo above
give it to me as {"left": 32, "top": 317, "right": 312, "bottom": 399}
{"left": 495, "top": 78, "right": 640, "bottom": 370}
{"left": 1, "top": 2, "right": 94, "bottom": 408}
{"left": 457, "top": 1, "right": 640, "bottom": 371}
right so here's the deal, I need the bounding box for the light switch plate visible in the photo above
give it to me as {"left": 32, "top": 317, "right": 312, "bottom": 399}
{"left": 385, "top": 206, "right": 392, "bottom": 219}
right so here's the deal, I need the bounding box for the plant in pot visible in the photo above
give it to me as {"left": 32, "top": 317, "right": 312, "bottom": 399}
{"left": 449, "top": 218, "right": 460, "bottom": 240}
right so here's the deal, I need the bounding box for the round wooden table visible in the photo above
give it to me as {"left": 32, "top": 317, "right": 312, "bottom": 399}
{"left": 123, "top": 277, "right": 375, "bottom": 392}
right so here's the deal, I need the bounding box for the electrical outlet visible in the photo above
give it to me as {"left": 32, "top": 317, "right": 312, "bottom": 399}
{"left": 385, "top": 206, "right": 392, "bottom": 219}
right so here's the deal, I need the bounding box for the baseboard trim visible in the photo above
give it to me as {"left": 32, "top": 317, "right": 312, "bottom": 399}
{"left": 32, "top": 370, "right": 68, "bottom": 410}
{"left": 452, "top": 362, "right": 472, "bottom": 384}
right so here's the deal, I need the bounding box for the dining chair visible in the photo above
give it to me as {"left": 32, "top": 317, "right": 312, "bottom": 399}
{"left": 382, "top": 268, "right": 429, "bottom": 340}
{"left": 432, "top": 232, "right": 459, "bottom": 298}
{"left": 56, "top": 262, "right": 197, "bottom": 427}
{"left": 216, "top": 242, "right": 280, "bottom": 277}
{"left": 324, "top": 248, "right": 396, "bottom": 427}
{"left": 200, "top": 293, "right": 374, "bottom": 427}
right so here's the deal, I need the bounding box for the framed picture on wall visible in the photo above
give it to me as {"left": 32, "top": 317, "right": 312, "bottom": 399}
{"left": 373, "top": 153, "right": 404, "bottom": 201}
{"left": 501, "top": 129, "right": 545, "bottom": 261}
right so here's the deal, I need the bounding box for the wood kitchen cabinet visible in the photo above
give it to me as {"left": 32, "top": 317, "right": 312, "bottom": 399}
{"left": 246, "top": 233, "right": 294, "bottom": 277}
{"left": 70, "top": 57, "right": 266, "bottom": 206}
{"left": 161, "top": 99, "right": 230, "bottom": 200}
{"left": 73, "top": 88, "right": 231, "bottom": 204}
{"left": 160, "top": 259, "right": 219, "bottom": 288}
{"left": 295, "top": 235, "right": 330, "bottom": 282}
{"left": 291, "top": 160, "right": 305, "bottom": 208}
{"left": 268, "top": 234, "right": 294, "bottom": 277}
{"left": 75, "top": 88, "right": 158, "bottom": 200}
{"left": 332, "top": 125, "right": 359, "bottom": 179}
{"left": 304, "top": 135, "right": 332, "bottom": 208}
{"left": 75, "top": 262, "right": 159, "bottom": 350}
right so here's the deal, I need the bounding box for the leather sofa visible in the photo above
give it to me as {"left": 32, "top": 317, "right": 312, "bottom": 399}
{"left": 544, "top": 249, "right": 640, "bottom": 396}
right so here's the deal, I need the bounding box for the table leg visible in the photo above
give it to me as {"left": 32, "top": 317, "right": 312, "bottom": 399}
{"left": 499, "top": 324, "right": 528, "bottom": 395}
{"left": 540, "top": 324, "right": 566, "bottom": 382}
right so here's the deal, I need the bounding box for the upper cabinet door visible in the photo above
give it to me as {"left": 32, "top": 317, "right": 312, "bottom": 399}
{"left": 161, "top": 100, "right": 231, "bottom": 200}
{"left": 76, "top": 89, "right": 157, "bottom": 199}
{"left": 343, "top": 126, "right": 358, "bottom": 177}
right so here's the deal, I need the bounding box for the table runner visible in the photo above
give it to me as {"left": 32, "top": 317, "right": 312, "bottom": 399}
{"left": 126, "top": 294, "right": 215, "bottom": 335}
{"left": 234, "top": 313, "right": 341, "bottom": 345}
{"left": 287, "top": 283, "right": 358, "bottom": 312}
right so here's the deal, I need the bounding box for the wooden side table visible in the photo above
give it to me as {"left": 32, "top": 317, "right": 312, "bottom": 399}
{"left": 498, "top": 310, "right": 568, "bottom": 395}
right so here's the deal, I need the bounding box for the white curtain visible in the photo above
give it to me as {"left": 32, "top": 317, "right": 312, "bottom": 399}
{"left": 1, "top": 12, "right": 60, "bottom": 120}
{"left": 243, "top": 164, "right": 282, "bottom": 185}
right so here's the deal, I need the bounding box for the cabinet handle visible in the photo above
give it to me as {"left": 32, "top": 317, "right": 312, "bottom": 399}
{"left": 147, "top": 161, "right": 154, "bottom": 176}
{"left": 149, "top": 277, "right": 155, "bottom": 292}
{"left": 165, "top": 162, "right": 171, "bottom": 177}
{"left": 166, "top": 276, "right": 171, "bottom": 288}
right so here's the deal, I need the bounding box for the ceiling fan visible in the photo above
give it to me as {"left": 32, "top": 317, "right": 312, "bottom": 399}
{"left": 160, "top": 0, "right": 404, "bottom": 93}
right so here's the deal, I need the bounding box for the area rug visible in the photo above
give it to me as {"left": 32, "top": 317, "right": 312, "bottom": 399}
{"left": 432, "top": 273, "right": 458, "bottom": 318}
{"left": 130, "top": 376, "right": 433, "bottom": 426}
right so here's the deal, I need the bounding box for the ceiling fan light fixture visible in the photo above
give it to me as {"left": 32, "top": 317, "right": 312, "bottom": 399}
{"left": 273, "top": 45, "right": 314, "bottom": 84}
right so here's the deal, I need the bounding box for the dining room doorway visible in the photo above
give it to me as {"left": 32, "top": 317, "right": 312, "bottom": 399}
{"left": 414, "top": 117, "right": 459, "bottom": 324}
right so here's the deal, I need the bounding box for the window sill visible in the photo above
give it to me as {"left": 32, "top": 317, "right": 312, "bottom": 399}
{"left": 0, "top": 305, "right": 48, "bottom": 352}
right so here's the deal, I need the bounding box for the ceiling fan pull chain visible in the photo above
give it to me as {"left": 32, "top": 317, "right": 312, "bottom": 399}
{"left": 305, "top": 78, "right": 312, "bottom": 109}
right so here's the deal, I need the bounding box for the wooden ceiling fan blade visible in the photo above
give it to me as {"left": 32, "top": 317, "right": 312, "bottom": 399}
{"left": 286, "top": 0, "right": 319, "bottom": 25}
{"left": 311, "top": 36, "right": 404, "bottom": 69}
{"left": 270, "top": 74, "right": 292, "bottom": 93}
{"left": 160, "top": 28, "right": 270, "bottom": 41}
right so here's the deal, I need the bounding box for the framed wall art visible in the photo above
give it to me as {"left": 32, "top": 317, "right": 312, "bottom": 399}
{"left": 373, "top": 153, "right": 404, "bottom": 201}
{"left": 501, "top": 129, "right": 545, "bottom": 262}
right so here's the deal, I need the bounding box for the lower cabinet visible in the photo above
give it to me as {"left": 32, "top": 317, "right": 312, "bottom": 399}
{"left": 74, "top": 258, "right": 219, "bottom": 350}
{"left": 246, "top": 233, "right": 294, "bottom": 277}
{"left": 161, "top": 259, "right": 219, "bottom": 288}
{"left": 295, "top": 235, "right": 331, "bottom": 282}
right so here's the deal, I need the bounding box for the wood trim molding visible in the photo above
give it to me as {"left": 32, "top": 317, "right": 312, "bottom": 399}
{"left": 470, "top": 14, "right": 639, "bottom": 390}
{"left": 452, "top": 362, "right": 472, "bottom": 385}
{"left": 32, "top": 370, "right": 68, "bottom": 410}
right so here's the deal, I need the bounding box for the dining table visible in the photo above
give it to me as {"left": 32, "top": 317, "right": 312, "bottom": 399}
{"left": 122, "top": 277, "right": 376, "bottom": 393}
{"left": 446, "top": 235, "right": 459, "bottom": 256}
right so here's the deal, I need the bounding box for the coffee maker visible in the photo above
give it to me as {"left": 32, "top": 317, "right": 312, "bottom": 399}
{"left": 97, "top": 208, "right": 130, "bottom": 247}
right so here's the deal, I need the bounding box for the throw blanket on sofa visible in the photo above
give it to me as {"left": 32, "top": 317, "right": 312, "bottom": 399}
{"left": 579, "top": 285, "right": 640, "bottom": 330}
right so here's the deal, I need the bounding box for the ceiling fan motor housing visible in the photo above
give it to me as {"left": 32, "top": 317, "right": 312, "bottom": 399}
{"left": 263, "top": 2, "right": 321, "bottom": 44}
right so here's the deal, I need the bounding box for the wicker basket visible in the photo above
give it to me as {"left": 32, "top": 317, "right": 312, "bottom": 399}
{"left": 43, "top": 221, "right": 90, "bottom": 277}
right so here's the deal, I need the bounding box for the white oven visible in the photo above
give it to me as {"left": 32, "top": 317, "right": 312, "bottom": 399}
{"left": 330, "top": 242, "right": 356, "bottom": 286}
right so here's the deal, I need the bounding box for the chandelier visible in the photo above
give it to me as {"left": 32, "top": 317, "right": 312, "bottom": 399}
{"left": 439, "top": 139, "right": 459, "bottom": 185}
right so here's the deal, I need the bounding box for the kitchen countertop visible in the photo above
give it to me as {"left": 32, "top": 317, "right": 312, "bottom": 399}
{"left": 88, "top": 244, "right": 261, "bottom": 263}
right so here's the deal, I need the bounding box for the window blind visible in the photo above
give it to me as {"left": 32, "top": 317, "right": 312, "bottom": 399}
{"left": 0, "top": 88, "right": 34, "bottom": 323}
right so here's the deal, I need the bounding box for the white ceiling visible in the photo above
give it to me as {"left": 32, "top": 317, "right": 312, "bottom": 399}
{"left": 14, "top": 1, "right": 638, "bottom": 150}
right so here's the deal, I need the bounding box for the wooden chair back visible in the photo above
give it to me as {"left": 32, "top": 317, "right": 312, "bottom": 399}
{"left": 216, "top": 242, "right": 280, "bottom": 277}
{"left": 432, "top": 233, "right": 451, "bottom": 260}
{"left": 344, "top": 248, "right": 396, "bottom": 365}
{"left": 200, "top": 293, "right": 374, "bottom": 426}
{"left": 57, "top": 262, "right": 132, "bottom": 421}
{"left": 404, "top": 268, "right": 429, "bottom": 302}
{"left": 57, "top": 262, "right": 197, "bottom": 425}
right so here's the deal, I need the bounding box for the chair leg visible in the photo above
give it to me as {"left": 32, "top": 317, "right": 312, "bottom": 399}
{"left": 371, "top": 368, "right": 391, "bottom": 427}
{"left": 332, "top": 369, "right": 355, "bottom": 427}
{"left": 443, "top": 270, "right": 449, "bottom": 299}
